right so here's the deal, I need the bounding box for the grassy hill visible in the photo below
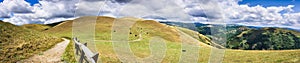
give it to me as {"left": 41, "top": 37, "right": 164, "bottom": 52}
{"left": 0, "top": 21, "right": 62, "bottom": 62}
{"left": 45, "top": 16, "right": 181, "bottom": 42}
{"left": 176, "top": 27, "right": 212, "bottom": 46}
{"left": 45, "top": 16, "right": 187, "bottom": 62}
{"left": 21, "top": 24, "right": 51, "bottom": 31}
{"left": 44, "top": 20, "right": 73, "bottom": 38}
{"left": 45, "top": 16, "right": 300, "bottom": 63}
{"left": 163, "top": 21, "right": 300, "bottom": 50}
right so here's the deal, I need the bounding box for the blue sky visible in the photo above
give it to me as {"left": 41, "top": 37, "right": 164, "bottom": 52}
{"left": 1, "top": 0, "right": 299, "bottom": 12}
{"left": 239, "top": 0, "right": 300, "bottom": 12}
{"left": 24, "top": 0, "right": 39, "bottom": 6}
{"left": 0, "top": 0, "right": 300, "bottom": 29}
{"left": 0, "top": 0, "right": 39, "bottom": 5}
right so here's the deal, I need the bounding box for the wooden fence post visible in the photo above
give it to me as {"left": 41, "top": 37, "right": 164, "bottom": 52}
{"left": 92, "top": 53, "right": 99, "bottom": 62}
{"left": 79, "top": 50, "right": 85, "bottom": 63}
{"left": 73, "top": 37, "right": 99, "bottom": 63}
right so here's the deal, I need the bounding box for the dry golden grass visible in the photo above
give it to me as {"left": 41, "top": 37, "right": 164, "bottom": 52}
{"left": 21, "top": 24, "right": 51, "bottom": 31}
{"left": 46, "top": 16, "right": 180, "bottom": 42}
{"left": 48, "top": 16, "right": 300, "bottom": 63}
{"left": 44, "top": 20, "right": 73, "bottom": 38}
{"left": 0, "top": 21, "right": 62, "bottom": 62}
{"left": 176, "top": 27, "right": 212, "bottom": 45}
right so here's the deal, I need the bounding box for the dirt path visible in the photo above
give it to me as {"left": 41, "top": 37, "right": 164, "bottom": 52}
{"left": 18, "top": 38, "right": 70, "bottom": 63}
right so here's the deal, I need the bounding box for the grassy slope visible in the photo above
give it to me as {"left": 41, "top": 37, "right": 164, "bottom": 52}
{"left": 47, "top": 16, "right": 300, "bottom": 63}
{"left": 46, "top": 16, "right": 184, "bottom": 62}
{"left": 44, "top": 20, "right": 73, "bottom": 38}
{"left": 95, "top": 17, "right": 183, "bottom": 62}
{"left": 176, "top": 27, "right": 212, "bottom": 45}
{"left": 21, "top": 24, "right": 51, "bottom": 31}
{"left": 0, "top": 21, "right": 62, "bottom": 62}
{"left": 61, "top": 38, "right": 76, "bottom": 63}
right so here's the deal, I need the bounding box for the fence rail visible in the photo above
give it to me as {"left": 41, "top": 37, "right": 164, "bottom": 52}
{"left": 73, "top": 37, "right": 99, "bottom": 63}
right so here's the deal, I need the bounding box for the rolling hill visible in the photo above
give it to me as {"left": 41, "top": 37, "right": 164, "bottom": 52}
{"left": 161, "top": 21, "right": 300, "bottom": 50}
{"left": 21, "top": 24, "right": 51, "bottom": 31}
{"left": 44, "top": 16, "right": 212, "bottom": 62}
{"left": 39, "top": 16, "right": 300, "bottom": 63}
{"left": 0, "top": 21, "right": 62, "bottom": 62}
{"left": 44, "top": 16, "right": 187, "bottom": 42}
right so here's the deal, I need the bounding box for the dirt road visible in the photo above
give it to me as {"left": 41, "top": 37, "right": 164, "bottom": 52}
{"left": 18, "top": 38, "right": 70, "bottom": 63}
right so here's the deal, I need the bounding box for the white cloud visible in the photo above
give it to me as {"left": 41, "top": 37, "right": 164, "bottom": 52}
{"left": 74, "top": 0, "right": 193, "bottom": 21}
{"left": 75, "top": 0, "right": 114, "bottom": 16}
{"left": 3, "top": 14, "right": 43, "bottom": 25}
{"left": 2, "top": 0, "right": 77, "bottom": 25}
{"left": 0, "top": 0, "right": 33, "bottom": 18}
{"left": 34, "top": 0, "right": 77, "bottom": 18}
{"left": 1, "top": 0, "right": 32, "bottom": 13}
{"left": 217, "top": 0, "right": 300, "bottom": 28}
{"left": 116, "top": 0, "right": 215, "bottom": 21}
{"left": 282, "top": 13, "right": 300, "bottom": 26}
{"left": 1, "top": 0, "right": 300, "bottom": 30}
{"left": 0, "top": 4, "right": 10, "bottom": 18}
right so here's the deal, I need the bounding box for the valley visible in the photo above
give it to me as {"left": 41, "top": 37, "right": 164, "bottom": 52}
{"left": 1, "top": 16, "right": 300, "bottom": 63}
{"left": 50, "top": 16, "right": 300, "bottom": 63}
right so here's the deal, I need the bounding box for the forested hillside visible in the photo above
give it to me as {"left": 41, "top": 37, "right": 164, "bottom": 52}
{"left": 161, "top": 22, "right": 300, "bottom": 50}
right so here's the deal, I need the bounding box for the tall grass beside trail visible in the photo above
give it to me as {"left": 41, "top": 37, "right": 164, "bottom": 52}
{"left": 0, "top": 21, "right": 63, "bottom": 63}
{"left": 62, "top": 38, "right": 76, "bottom": 63}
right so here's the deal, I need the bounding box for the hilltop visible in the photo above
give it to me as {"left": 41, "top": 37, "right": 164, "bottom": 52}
{"left": 161, "top": 21, "right": 300, "bottom": 50}
{"left": 23, "top": 16, "right": 300, "bottom": 62}
{"left": 0, "top": 21, "right": 62, "bottom": 62}
{"left": 42, "top": 16, "right": 212, "bottom": 62}
{"left": 21, "top": 24, "right": 51, "bottom": 31}
{"left": 44, "top": 16, "right": 197, "bottom": 42}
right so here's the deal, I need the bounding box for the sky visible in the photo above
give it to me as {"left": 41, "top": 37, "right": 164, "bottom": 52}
{"left": 24, "top": 0, "right": 39, "bottom": 6}
{"left": 0, "top": 0, "right": 300, "bottom": 29}
{"left": 239, "top": 0, "right": 300, "bottom": 12}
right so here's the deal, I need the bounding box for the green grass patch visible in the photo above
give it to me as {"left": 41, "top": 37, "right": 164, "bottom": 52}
{"left": 62, "top": 40, "right": 76, "bottom": 63}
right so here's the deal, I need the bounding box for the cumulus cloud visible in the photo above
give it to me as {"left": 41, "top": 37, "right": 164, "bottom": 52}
{"left": 184, "top": 0, "right": 224, "bottom": 19}
{"left": 76, "top": 0, "right": 217, "bottom": 21}
{"left": 1, "top": 0, "right": 33, "bottom": 13}
{"left": 0, "top": 0, "right": 33, "bottom": 18}
{"left": 114, "top": 0, "right": 214, "bottom": 21}
{"left": 34, "top": 0, "right": 77, "bottom": 18}
{"left": 75, "top": 0, "right": 111, "bottom": 16}
{"left": 0, "top": 4, "right": 10, "bottom": 18}
{"left": 282, "top": 13, "right": 300, "bottom": 26}
{"left": 1, "top": 0, "right": 300, "bottom": 30}
{"left": 216, "top": 0, "right": 300, "bottom": 28}
{"left": 1, "top": 0, "right": 77, "bottom": 25}
{"left": 224, "top": 5, "right": 294, "bottom": 22}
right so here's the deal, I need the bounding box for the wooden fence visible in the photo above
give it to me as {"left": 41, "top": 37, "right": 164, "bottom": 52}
{"left": 73, "top": 37, "right": 99, "bottom": 63}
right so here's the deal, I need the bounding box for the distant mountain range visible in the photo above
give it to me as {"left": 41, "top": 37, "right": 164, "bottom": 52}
{"left": 160, "top": 21, "right": 300, "bottom": 50}
{"left": 160, "top": 21, "right": 300, "bottom": 32}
